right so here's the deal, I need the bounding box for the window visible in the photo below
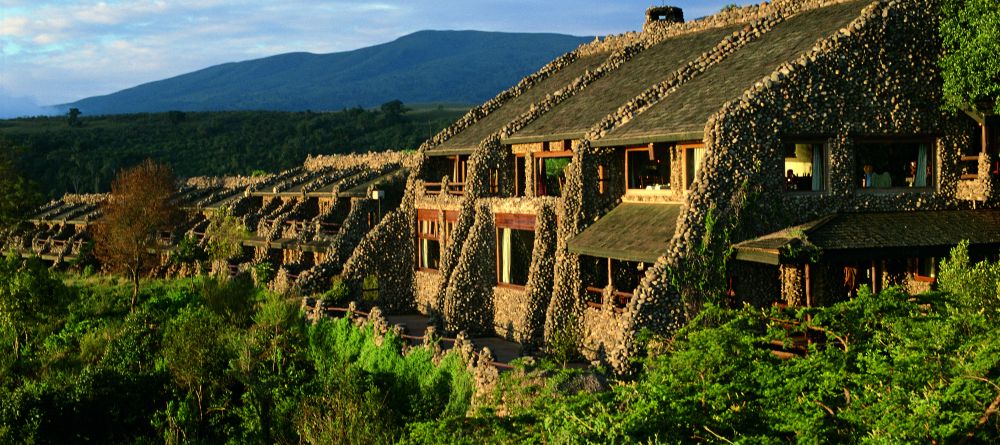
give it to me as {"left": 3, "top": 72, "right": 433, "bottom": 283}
{"left": 682, "top": 143, "right": 705, "bottom": 190}
{"left": 443, "top": 210, "right": 459, "bottom": 246}
{"left": 626, "top": 144, "right": 670, "bottom": 190}
{"left": 911, "top": 257, "right": 939, "bottom": 283}
{"left": 581, "top": 256, "right": 649, "bottom": 309}
{"left": 534, "top": 152, "right": 572, "bottom": 197}
{"left": 416, "top": 210, "right": 440, "bottom": 271}
{"left": 495, "top": 214, "right": 536, "bottom": 287}
{"left": 784, "top": 143, "right": 825, "bottom": 192}
{"left": 856, "top": 140, "right": 933, "bottom": 189}
{"left": 514, "top": 154, "right": 526, "bottom": 197}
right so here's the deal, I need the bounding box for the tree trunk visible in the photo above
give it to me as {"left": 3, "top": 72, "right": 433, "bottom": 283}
{"left": 131, "top": 271, "right": 140, "bottom": 311}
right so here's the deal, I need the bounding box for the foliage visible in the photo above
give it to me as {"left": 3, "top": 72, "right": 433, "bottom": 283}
{"left": 0, "top": 265, "right": 475, "bottom": 444}
{"left": 0, "top": 138, "right": 42, "bottom": 230}
{"left": 93, "top": 159, "right": 181, "bottom": 308}
{"left": 401, "top": 246, "right": 1000, "bottom": 443}
{"left": 0, "top": 106, "right": 465, "bottom": 198}
{"left": 939, "top": 0, "right": 1000, "bottom": 114}
{"left": 321, "top": 277, "right": 352, "bottom": 304}
{"left": 203, "top": 206, "right": 249, "bottom": 262}
{"left": 938, "top": 240, "right": 1000, "bottom": 317}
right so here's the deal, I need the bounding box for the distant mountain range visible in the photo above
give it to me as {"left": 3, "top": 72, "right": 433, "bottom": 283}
{"left": 60, "top": 30, "right": 593, "bottom": 115}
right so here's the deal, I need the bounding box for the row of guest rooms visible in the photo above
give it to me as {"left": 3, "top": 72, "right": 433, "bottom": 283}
{"left": 415, "top": 133, "right": 971, "bottom": 309}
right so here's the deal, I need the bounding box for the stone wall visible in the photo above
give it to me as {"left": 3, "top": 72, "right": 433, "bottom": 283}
{"left": 629, "top": 0, "right": 976, "bottom": 365}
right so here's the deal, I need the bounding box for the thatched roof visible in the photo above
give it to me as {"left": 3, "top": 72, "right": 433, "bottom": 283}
{"left": 595, "top": 0, "right": 869, "bottom": 147}
{"left": 734, "top": 210, "right": 1000, "bottom": 265}
{"left": 430, "top": 52, "right": 610, "bottom": 154}
{"left": 567, "top": 202, "right": 681, "bottom": 262}
{"left": 506, "top": 25, "right": 741, "bottom": 144}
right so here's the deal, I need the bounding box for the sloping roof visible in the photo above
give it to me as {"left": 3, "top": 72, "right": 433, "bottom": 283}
{"left": 595, "top": 0, "right": 870, "bottom": 146}
{"left": 506, "top": 25, "right": 741, "bottom": 144}
{"left": 734, "top": 210, "right": 1000, "bottom": 265}
{"left": 567, "top": 202, "right": 681, "bottom": 263}
{"left": 430, "top": 52, "right": 610, "bottom": 154}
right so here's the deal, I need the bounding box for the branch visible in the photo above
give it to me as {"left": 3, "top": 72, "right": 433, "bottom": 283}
{"left": 957, "top": 389, "right": 1000, "bottom": 445}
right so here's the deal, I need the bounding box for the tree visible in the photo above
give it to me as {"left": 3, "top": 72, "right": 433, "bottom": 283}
{"left": 94, "top": 159, "right": 180, "bottom": 309}
{"left": 939, "top": 0, "right": 1000, "bottom": 114}
{"left": 0, "top": 139, "right": 42, "bottom": 231}
{"left": 67, "top": 108, "right": 82, "bottom": 127}
{"left": 203, "top": 206, "right": 248, "bottom": 263}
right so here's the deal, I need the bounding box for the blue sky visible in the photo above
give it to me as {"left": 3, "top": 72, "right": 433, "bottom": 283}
{"left": 0, "top": 0, "right": 752, "bottom": 116}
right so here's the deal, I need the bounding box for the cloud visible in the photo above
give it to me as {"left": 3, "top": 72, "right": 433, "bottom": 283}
{"left": 0, "top": 1, "right": 755, "bottom": 105}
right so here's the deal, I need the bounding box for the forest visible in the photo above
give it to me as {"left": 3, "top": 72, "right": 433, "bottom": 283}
{"left": 0, "top": 102, "right": 465, "bottom": 198}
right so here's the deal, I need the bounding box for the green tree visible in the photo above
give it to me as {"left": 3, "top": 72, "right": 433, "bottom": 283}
{"left": 0, "top": 139, "right": 42, "bottom": 230}
{"left": 204, "top": 206, "right": 248, "bottom": 262}
{"left": 939, "top": 0, "right": 1000, "bottom": 114}
{"left": 67, "top": 107, "right": 82, "bottom": 127}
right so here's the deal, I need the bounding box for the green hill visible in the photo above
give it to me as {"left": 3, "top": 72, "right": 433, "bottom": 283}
{"left": 60, "top": 31, "right": 592, "bottom": 115}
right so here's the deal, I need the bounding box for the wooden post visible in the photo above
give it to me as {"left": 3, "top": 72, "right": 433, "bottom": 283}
{"left": 870, "top": 260, "right": 878, "bottom": 293}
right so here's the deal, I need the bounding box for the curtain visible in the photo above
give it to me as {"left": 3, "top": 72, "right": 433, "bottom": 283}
{"left": 693, "top": 148, "right": 705, "bottom": 176}
{"left": 915, "top": 144, "right": 928, "bottom": 187}
{"left": 811, "top": 144, "right": 824, "bottom": 191}
{"left": 419, "top": 221, "right": 429, "bottom": 268}
{"left": 501, "top": 228, "right": 512, "bottom": 283}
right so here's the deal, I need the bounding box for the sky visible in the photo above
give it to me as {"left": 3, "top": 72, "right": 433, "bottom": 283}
{"left": 0, "top": 0, "right": 752, "bottom": 117}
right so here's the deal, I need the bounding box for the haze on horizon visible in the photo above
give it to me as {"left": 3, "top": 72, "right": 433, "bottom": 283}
{"left": 0, "top": 0, "right": 753, "bottom": 118}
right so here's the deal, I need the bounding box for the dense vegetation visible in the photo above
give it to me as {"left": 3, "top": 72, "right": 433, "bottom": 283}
{"left": 939, "top": 0, "right": 1000, "bottom": 114}
{"left": 2, "top": 242, "right": 998, "bottom": 443}
{"left": 0, "top": 258, "right": 473, "bottom": 444}
{"left": 0, "top": 103, "right": 465, "bottom": 198}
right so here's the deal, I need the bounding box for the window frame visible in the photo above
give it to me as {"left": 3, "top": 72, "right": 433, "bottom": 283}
{"left": 494, "top": 213, "right": 536, "bottom": 289}
{"left": 854, "top": 137, "right": 937, "bottom": 193}
{"left": 624, "top": 144, "right": 671, "bottom": 192}
{"left": 679, "top": 142, "right": 705, "bottom": 191}
{"left": 415, "top": 209, "right": 441, "bottom": 272}
{"left": 533, "top": 150, "right": 573, "bottom": 197}
{"left": 783, "top": 141, "right": 828, "bottom": 194}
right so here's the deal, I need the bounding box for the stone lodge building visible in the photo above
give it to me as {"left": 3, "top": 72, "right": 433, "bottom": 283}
{"left": 15, "top": 0, "right": 1000, "bottom": 371}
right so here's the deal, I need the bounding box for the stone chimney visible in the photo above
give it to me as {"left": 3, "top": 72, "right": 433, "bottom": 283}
{"left": 644, "top": 6, "right": 684, "bottom": 31}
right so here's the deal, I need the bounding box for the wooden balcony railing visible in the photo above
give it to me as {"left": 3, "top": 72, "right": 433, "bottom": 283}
{"left": 960, "top": 154, "right": 982, "bottom": 180}
{"left": 424, "top": 181, "right": 465, "bottom": 196}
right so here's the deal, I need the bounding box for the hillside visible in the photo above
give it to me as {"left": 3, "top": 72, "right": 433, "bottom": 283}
{"left": 61, "top": 31, "right": 592, "bottom": 115}
{"left": 0, "top": 105, "right": 466, "bottom": 198}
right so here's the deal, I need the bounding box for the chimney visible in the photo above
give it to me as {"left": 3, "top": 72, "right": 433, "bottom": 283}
{"left": 644, "top": 6, "right": 684, "bottom": 30}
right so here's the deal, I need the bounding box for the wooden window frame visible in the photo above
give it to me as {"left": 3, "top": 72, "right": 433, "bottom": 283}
{"left": 678, "top": 141, "right": 705, "bottom": 191}
{"left": 514, "top": 154, "right": 526, "bottom": 197}
{"left": 911, "top": 257, "right": 938, "bottom": 283}
{"left": 854, "top": 137, "right": 937, "bottom": 192}
{"left": 783, "top": 141, "right": 828, "bottom": 194}
{"left": 416, "top": 209, "right": 441, "bottom": 272}
{"left": 495, "top": 213, "right": 536, "bottom": 289}
{"left": 533, "top": 150, "right": 573, "bottom": 197}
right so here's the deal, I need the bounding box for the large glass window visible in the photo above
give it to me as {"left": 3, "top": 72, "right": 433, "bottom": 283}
{"left": 496, "top": 214, "right": 536, "bottom": 287}
{"left": 856, "top": 141, "right": 933, "bottom": 189}
{"left": 535, "top": 154, "right": 571, "bottom": 197}
{"left": 416, "top": 212, "right": 440, "bottom": 271}
{"left": 784, "top": 143, "right": 825, "bottom": 192}
{"left": 626, "top": 145, "right": 670, "bottom": 190}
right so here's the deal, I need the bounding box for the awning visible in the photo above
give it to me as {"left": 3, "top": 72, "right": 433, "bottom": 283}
{"left": 567, "top": 203, "right": 681, "bottom": 263}
{"left": 734, "top": 210, "right": 1000, "bottom": 265}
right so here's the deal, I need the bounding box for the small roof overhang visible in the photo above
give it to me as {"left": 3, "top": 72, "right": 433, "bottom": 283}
{"left": 424, "top": 146, "right": 475, "bottom": 156}
{"left": 502, "top": 131, "right": 586, "bottom": 146}
{"left": 734, "top": 210, "right": 1000, "bottom": 265}
{"left": 591, "top": 131, "right": 704, "bottom": 148}
{"left": 567, "top": 202, "right": 682, "bottom": 263}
